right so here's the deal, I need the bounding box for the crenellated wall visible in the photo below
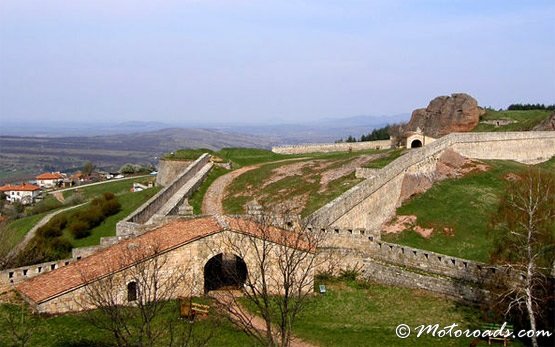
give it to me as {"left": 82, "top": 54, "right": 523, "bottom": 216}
{"left": 310, "top": 131, "right": 555, "bottom": 229}
{"left": 317, "top": 231, "right": 516, "bottom": 303}
{"left": 272, "top": 139, "right": 392, "bottom": 154}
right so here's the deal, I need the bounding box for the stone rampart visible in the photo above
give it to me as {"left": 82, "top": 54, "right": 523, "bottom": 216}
{"left": 122, "top": 154, "right": 212, "bottom": 226}
{"left": 156, "top": 159, "right": 192, "bottom": 186}
{"left": 310, "top": 131, "right": 555, "bottom": 229}
{"left": 272, "top": 139, "right": 392, "bottom": 154}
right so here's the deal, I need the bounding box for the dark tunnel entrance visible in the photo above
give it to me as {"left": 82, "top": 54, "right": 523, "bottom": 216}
{"left": 203, "top": 253, "right": 248, "bottom": 293}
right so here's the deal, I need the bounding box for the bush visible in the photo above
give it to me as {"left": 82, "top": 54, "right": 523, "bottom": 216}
{"left": 101, "top": 199, "right": 121, "bottom": 216}
{"left": 74, "top": 207, "right": 104, "bottom": 228}
{"left": 50, "top": 215, "right": 68, "bottom": 230}
{"left": 69, "top": 220, "right": 91, "bottom": 239}
{"left": 49, "top": 238, "right": 73, "bottom": 255}
{"left": 103, "top": 192, "right": 115, "bottom": 201}
{"left": 37, "top": 224, "right": 62, "bottom": 239}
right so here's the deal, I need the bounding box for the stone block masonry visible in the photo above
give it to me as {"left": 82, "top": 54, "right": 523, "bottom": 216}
{"left": 272, "top": 139, "right": 392, "bottom": 154}
{"left": 123, "top": 154, "right": 212, "bottom": 226}
{"left": 310, "top": 131, "right": 555, "bottom": 230}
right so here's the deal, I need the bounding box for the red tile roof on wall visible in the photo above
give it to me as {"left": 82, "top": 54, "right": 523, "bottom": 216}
{"left": 17, "top": 217, "right": 223, "bottom": 304}
{"left": 36, "top": 172, "right": 64, "bottom": 180}
{"left": 0, "top": 183, "right": 41, "bottom": 192}
{"left": 16, "top": 216, "right": 312, "bottom": 305}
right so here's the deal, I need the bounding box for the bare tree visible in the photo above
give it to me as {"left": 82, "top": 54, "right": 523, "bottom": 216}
{"left": 490, "top": 169, "right": 555, "bottom": 347}
{"left": 79, "top": 239, "right": 215, "bottom": 347}
{"left": 207, "top": 207, "right": 326, "bottom": 347}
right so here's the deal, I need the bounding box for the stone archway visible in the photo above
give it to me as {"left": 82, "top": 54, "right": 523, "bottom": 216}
{"left": 410, "top": 139, "right": 423, "bottom": 148}
{"left": 203, "top": 253, "right": 248, "bottom": 293}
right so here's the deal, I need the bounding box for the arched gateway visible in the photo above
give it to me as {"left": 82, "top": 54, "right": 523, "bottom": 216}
{"left": 203, "top": 253, "right": 247, "bottom": 293}
{"left": 16, "top": 216, "right": 313, "bottom": 314}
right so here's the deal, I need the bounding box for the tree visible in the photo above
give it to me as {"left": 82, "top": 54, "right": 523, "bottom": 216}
{"left": 490, "top": 169, "right": 555, "bottom": 347}
{"left": 79, "top": 240, "right": 216, "bottom": 347}
{"left": 82, "top": 161, "right": 96, "bottom": 177}
{"left": 0, "top": 302, "right": 41, "bottom": 347}
{"left": 207, "top": 208, "right": 326, "bottom": 347}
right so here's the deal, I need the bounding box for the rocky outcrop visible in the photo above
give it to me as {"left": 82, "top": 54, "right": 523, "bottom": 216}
{"left": 405, "top": 93, "right": 484, "bottom": 138}
{"left": 532, "top": 112, "right": 555, "bottom": 131}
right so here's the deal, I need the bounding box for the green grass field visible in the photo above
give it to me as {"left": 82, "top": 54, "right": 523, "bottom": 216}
{"left": 63, "top": 176, "right": 153, "bottom": 200}
{"left": 292, "top": 279, "right": 523, "bottom": 347}
{"left": 1, "top": 278, "right": 525, "bottom": 347}
{"left": 380, "top": 159, "right": 548, "bottom": 262}
{"left": 473, "top": 109, "right": 551, "bottom": 132}
{"left": 65, "top": 186, "right": 161, "bottom": 248}
{"left": 0, "top": 300, "right": 256, "bottom": 347}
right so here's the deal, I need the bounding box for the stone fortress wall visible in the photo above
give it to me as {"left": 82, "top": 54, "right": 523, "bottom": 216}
{"left": 310, "top": 131, "right": 555, "bottom": 230}
{"left": 4, "top": 132, "right": 554, "bottom": 305}
{"left": 272, "top": 139, "right": 392, "bottom": 154}
{"left": 156, "top": 159, "right": 192, "bottom": 186}
{"left": 125, "top": 154, "right": 211, "bottom": 225}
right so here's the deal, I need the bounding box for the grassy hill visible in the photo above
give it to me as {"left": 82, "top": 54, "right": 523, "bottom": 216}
{"left": 473, "top": 109, "right": 552, "bottom": 132}
{"left": 219, "top": 148, "right": 399, "bottom": 216}
{"left": 382, "top": 157, "right": 555, "bottom": 262}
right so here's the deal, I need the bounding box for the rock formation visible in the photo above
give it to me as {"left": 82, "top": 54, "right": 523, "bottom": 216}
{"left": 405, "top": 93, "right": 484, "bottom": 138}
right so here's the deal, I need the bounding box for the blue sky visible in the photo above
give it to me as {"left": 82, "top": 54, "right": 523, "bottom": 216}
{"left": 0, "top": 0, "right": 554, "bottom": 124}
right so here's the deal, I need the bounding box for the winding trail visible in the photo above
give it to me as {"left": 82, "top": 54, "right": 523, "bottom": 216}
{"left": 202, "top": 165, "right": 261, "bottom": 215}
{"left": 6, "top": 202, "right": 87, "bottom": 259}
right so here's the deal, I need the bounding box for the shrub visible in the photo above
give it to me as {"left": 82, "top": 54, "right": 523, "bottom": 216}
{"left": 103, "top": 192, "right": 115, "bottom": 201}
{"left": 74, "top": 207, "right": 104, "bottom": 228}
{"left": 69, "top": 220, "right": 91, "bottom": 239}
{"left": 37, "top": 224, "right": 62, "bottom": 239}
{"left": 339, "top": 266, "right": 362, "bottom": 281}
{"left": 101, "top": 199, "right": 121, "bottom": 216}
{"left": 50, "top": 215, "right": 68, "bottom": 230}
{"left": 49, "top": 237, "right": 73, "bottom": 255}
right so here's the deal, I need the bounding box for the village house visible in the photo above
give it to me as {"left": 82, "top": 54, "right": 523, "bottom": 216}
{"left": 0, "top": 183, "right": 42, "bottom": 205}
{"left": 35, "top": 172, "right": 64, "bottom": 188}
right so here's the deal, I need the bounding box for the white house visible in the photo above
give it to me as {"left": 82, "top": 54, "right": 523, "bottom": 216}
{"left": 35, "top": 172, "right": 64, "bottom": 188}
{"left": 0, "top": 183, "right": 42, "bottom": 204}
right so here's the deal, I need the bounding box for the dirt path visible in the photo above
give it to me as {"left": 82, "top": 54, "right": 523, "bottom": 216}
{"left": 210, "top": 291, "right": 316, "bottom": 347}
{"left": 6, "top": 202, "right": 87, "bottom": 260}
{"left": 202, "top": 165, "right": 260, "bottom": 215}
{"left": 201, "top": 158, "right": 307, "bottom": 215}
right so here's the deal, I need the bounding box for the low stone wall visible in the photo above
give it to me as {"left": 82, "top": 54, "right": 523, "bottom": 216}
{"left": 123, "top": 154, "right": 212, "bottom": 225}
{"left": 0, "top": 258, "right": 75, "bottom": 292}
{"left": 272, "top": 139, "right": 392, "bottom": 154}
{"left": 310, "top": 131, "right": 555, "bottom": 229}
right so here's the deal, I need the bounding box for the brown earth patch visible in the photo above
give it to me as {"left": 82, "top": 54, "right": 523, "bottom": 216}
{"left": 382, "top": 215, "right": 434, "bottom": 238}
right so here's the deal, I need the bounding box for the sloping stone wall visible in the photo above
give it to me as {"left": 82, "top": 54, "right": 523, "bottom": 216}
{"left": 310, "top": 131, "right": 555, "bottom": 229}
{"left": 123, "top": 154, "right": 212, "bottom": 225}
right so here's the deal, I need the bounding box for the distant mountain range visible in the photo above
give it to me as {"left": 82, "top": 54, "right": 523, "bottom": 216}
{"left": 1, "top": 113, "right": 410, "bottom": 144}
{"left": 0, "top": 114, "right": 410, "bottom": 183}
